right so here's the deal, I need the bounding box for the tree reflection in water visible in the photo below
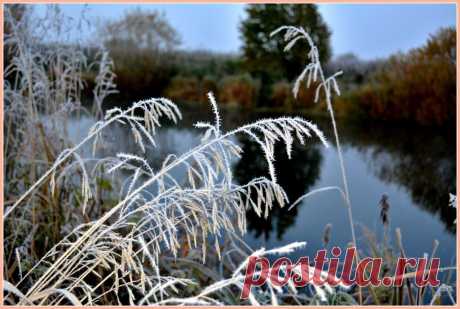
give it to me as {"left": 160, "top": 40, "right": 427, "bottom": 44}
{"left": 233, "top": 117, "right": 456, "bottom": 244}
{"left": 338, "top": 121, "right": 456, "bottom": 233}
{"left": 233, "top": 135, "right": 323, "bottom": 240}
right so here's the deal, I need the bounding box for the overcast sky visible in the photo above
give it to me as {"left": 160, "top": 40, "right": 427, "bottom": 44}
{"left": 33, "top": 3, "right": 456, "bottom": 60}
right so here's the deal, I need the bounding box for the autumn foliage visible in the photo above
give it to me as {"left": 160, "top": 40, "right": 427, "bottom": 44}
{"left": 341, "top": 27, "right": 456, "bottom": 127}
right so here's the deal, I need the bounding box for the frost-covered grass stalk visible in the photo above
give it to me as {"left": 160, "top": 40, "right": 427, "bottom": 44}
{"left": 271, "top": 25, "right": 356, "bottom": 252}
{"left": 271, "top": 25, "right": 363, "bottom": 304}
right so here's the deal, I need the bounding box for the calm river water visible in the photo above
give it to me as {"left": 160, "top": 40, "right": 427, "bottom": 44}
{"left": 68, "top": 105, "right": 456, "bottom": 268}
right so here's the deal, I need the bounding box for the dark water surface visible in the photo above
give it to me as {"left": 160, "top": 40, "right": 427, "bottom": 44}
{"left": 69, "top": 105, "right": 457, "bottom": 267}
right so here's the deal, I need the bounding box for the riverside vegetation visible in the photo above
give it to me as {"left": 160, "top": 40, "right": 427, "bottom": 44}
{"left": 3, "top": 5, "right": 457, "bottom": 306}
{"left": 92, "top": 4, "right": 455, "bottom": 129}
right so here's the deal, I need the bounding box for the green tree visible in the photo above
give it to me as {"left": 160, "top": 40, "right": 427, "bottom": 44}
{"left": 240, "top": 4, "right": 331, "bottom": 105}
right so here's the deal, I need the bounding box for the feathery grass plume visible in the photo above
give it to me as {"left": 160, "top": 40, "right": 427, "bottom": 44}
{"left": 207, "top": 91, "right": 221, "bottom": 136}
{"left": 272, "top": 25, "right": 362, "bottom": 304}
{"left": 91, "top": 48, "right": 118, "bottom": 119}
{"left": 4, "top": 85, "right": 328, "bottom": 304}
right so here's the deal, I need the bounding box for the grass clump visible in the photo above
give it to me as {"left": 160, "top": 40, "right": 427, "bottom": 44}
{"left": 4, "top": 8, "right": 338, "bottom": 303}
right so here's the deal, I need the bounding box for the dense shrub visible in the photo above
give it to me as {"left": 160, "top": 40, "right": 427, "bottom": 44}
{"left": 270, "top": 80, "right": 292, "bottom": 107}
{"left": 165, "top": 74, "right": 219, "bottom": 104}
{"left": 165, "top": 75, "right": 202, "bottom": 103}
{"left": 109, "top": 50, "right": 177, "bottom": 99}
{"left": 218, "top": 74, "right": 260, "bottom": 107}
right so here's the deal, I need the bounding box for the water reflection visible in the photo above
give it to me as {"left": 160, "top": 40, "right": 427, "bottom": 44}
{"left": 337, "top": 122, "right": 456, "bottom": 233}
{"left": 234, "top": 135, "right": 323, "bottom": 240}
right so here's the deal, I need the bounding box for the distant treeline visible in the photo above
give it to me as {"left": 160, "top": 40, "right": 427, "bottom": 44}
{"left": 94, "top": 5, "right": 455, "bottom": 128}
{"left": 6, "top": 4, "right": 455, "bottom": 128}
